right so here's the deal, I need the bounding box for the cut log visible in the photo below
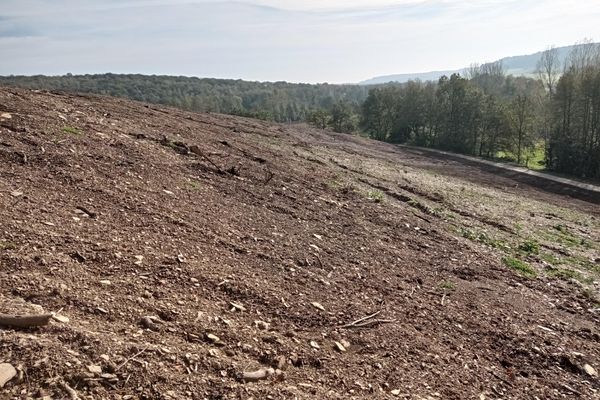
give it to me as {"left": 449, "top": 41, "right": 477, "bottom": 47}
{"left": 0, "top": 313, "right": 52, "bottom": 328}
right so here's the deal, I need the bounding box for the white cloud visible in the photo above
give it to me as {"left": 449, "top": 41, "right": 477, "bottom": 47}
{"left": 0, "top": 0, "right": 599, "bottom": 82}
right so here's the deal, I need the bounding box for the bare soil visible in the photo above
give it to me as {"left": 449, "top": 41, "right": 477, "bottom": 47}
{"left": 0, "top": 87, "right": 599, "bottom": 399}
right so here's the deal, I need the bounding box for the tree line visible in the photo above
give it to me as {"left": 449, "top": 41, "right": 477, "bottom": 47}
{"left": 1, "top": 41, "right": 599, "bottom": 179}
{"left": 0, "top": 73, "right": 368, "bottom": 124}
{"left": 356, "top": 41, "right": 600, "bottom": 179}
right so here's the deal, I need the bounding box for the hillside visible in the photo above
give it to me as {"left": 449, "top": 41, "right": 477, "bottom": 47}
{"left": 360, "top": 43, "right": 584, "bottom": 85}
{"left": 0, "top": 88, "right": 599, "bottom": 399}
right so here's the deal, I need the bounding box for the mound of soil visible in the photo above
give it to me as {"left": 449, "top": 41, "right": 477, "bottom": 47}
{"left": 0, "top": 87, "right": 598, "bottom": 399}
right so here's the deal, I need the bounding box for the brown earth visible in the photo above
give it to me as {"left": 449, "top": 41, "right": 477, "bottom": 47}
{"left": 0, "top": 87, "right": 599, "bottom": 400}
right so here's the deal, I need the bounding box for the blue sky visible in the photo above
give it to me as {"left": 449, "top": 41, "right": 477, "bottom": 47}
{"left": 0, "top": 0, "right": 598, "bottom": 83}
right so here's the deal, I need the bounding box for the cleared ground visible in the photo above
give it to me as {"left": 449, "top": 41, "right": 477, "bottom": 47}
{"left": 0, "top": 88, "right": 598, "bottom": 399}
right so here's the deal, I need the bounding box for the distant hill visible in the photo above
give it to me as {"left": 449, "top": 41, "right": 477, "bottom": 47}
{"left": 359, "top": 43, "right": 585, "bottom": 85}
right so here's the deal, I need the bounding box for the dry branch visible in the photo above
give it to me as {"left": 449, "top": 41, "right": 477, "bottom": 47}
{"left": 0, "top": 313, "right": 52, "bottom": 329}
{"left": 241, "top": 367, "right": 282, "bottom": 382}
{"left": 345, "top": 319, "right": 395, "bottom": 329}
{"left": 341, "top": 311, "right": 381, "bottom": 328}
{"left": 189, "top": 145, "right": 224, "bottom": 174}
{"left": 115, "top": 347, "right": 148, "bottom": 371}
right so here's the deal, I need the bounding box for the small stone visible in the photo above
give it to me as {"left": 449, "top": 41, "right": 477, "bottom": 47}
{"left": 340, "top": 339, "right": 351, "bottom": 349}
{"left": 230, "top": 302, "right": 246, "bottom": 312}
{"left": 206, "top": 333, "right": 222, "bottom": 344}
{"left": 310, "top": 340, "right": 320, "bottom": 349}
{"left": 391, "top": 389, "right": 401, "bottom": 396}
{"left": 100, "top": 354, "right": 110, "bottom": 361}
{"left": 583, "top": 364, "right": 597, "bottom": 377}
{"left": 140, "top": 316, "right": 159, "bottom": 331}
{"left": 100, "top": 373, "right": 118, "bottom": 381}
{"left": 134, "top": 255, "right": 144, "bottom": 265}
{"left": 99, "top": 280, "right": 112, "bottom": 286}
{"left": 313, "top": 234, "right": 322, "bottom": 240}
{"left": 96, "top": 307, "right": 109, "bottom": 314}
{"left": 190, "top": 277, "right": 198, "bottom": 283}
{"left": 0, "top": 112, "right": 12, "bottom": 120}
{"left": 254, "top": 320, "right": 270, "bottom": 330}
{"left": 87, "top": 365, "right": 102, "bottom": 375}
{"left": 311, "top": 302, "right": 325, "bottom": 312}
{"left": 334, "top": 341, "right": 346, "bottom": 352}
{"left": 177, "top": 254, "right": 186, "bottom": 263}
{"left": 0, "top": 363, "right": 17, "bottom": 388}
{"left": 10, "top": 191, "right": 23, "bottom": 197}
{"left": 52, "top": 314, "right": 70, "bottom": 323}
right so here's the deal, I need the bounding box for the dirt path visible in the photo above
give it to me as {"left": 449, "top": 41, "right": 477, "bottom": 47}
{"left": 397, "top": 144, "right": 600, "bottom": 204}
{"left": 0, "top": 88, "right": 598, "bottom": 399}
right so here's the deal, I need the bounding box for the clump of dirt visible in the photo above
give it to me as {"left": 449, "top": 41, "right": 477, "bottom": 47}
{"left": 0, "top": 87, "right": 598, "bottom": 399}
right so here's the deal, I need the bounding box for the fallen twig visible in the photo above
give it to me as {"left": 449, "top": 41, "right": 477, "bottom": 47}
{"left": 189, "top": 145, "right": 224, "bottom": 174}
{"left": 0, "top": 313, "right": 52, "bottom": 329}
{"left": 241, "top": 367, "right": 282, "bottom": 382}
{"left": 341, "top": 311, "right": 381, "bottom": 328}
{"left": 115, "top": 347, "right": 148, "bottom": 371}
{"left": 560, "top": 383, "right": 582, "bottom": 395}
{"left": 345, "top": 319, "right": 396, "bottom": 329}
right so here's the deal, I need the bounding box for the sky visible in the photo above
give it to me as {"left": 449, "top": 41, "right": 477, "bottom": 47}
{"left": 0, "top": 0, "right": 598, "bottom": 83}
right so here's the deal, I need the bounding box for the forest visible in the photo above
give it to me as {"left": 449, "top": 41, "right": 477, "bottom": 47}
{"left": 1, "top": 41, "right": 599, "bottom": 179}
{"left": 358, "top": 42, "right": 600, "bottom": 179}
{"left": 0, "top": 74, "right": 369, "bottom": 123}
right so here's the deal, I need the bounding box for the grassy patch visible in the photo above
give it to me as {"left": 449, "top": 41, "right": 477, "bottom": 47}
{"left": 518, "top": 239, "right": 540, "bottom": 255}
{"left": 0, "top": 240, "right": 17, "bottom": 251}
{"left": 187, "top": 180, "right": 201, "bottom": 190}
{"left": 438, "top": 280, "right": 456, "bottom": 291}
{"left": 62, "top": 126, "right": 81, "bottom": 135}
{"left": 502, "top": 256, "right": 537, "bottom": 278}
{"left": 457, "top": 227, "right": 510, "bottom": 252}
{"left": 545, "top": 266, "right": 593, "bottom": 284}
{"left": 366, "top": 190, "right": 384, "bottom": 203}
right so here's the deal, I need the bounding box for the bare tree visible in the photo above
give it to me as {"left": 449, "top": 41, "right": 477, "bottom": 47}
{"left": 566, "top": 38, "right": 600, "bottom": 74}
{"left": 465, "top": 63, "right": 481, "bottom": 80}
{"left": 536, "top": 46, "right": 559, "bottom": 94}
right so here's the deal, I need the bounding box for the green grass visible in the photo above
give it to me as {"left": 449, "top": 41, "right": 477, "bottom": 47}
{"left": 502, "top": 256, "right": 537, "bottom": 278}
{"left": 494, "top": 141, "right": 546, "bottom": 170}
{"left": 62, "top": 126, "right": 81, "bottom": 135}
{"left": 0, "top": 241, "right": 17, "bottom": 251}
{"left": 518, "top": 239, "right": 540, "bottom": 255}
{"left": 457, "top": 227, "right": 510, "bottom": 252}
{"left": 438, "top": 280, "right": 456, "bottom": 291}
{"left": 187, "top": 180, "right": 201, "bottom": 190}
{"left": 545, "top": 266, "right": 593, "bottom": 284}
{"left": 366, "top": 190, "right": 384, "bottom": 203}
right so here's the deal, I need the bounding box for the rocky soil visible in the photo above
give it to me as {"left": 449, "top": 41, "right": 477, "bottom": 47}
{"left": 0, "top": 87, "right": 598, "bottom": 399}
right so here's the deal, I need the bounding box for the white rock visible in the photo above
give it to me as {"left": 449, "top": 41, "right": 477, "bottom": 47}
{"left": 0, "top": 363, "right": 17, "bottom": 388}
{"left": 583, "top": 364, "right": 597, "bottom": 377}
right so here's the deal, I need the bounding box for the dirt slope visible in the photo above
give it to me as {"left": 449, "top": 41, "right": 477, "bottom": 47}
{"left": 0, "top": 87, "right": 598, "bottom": 399}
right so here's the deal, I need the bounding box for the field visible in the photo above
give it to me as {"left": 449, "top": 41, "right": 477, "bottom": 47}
{"left": 0, "top": 87, "right": 598, "bottom": 399}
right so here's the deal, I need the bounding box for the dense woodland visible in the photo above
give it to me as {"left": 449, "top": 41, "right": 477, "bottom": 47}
{"left": 0, "top": 74, "right": 368, "bottom": 123}
{"left": 1, "top": 41, "right": 599, "bottom": 179}
{"left": 358, "top": 41, "right": 600, "bottom": 179}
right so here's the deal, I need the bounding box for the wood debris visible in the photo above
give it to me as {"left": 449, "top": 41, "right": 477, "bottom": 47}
{"left": 0, "top": 313, "right": 52, "bottom": 329}
{"left": 241, "top": 367, "right": 282, "bottom": 382}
